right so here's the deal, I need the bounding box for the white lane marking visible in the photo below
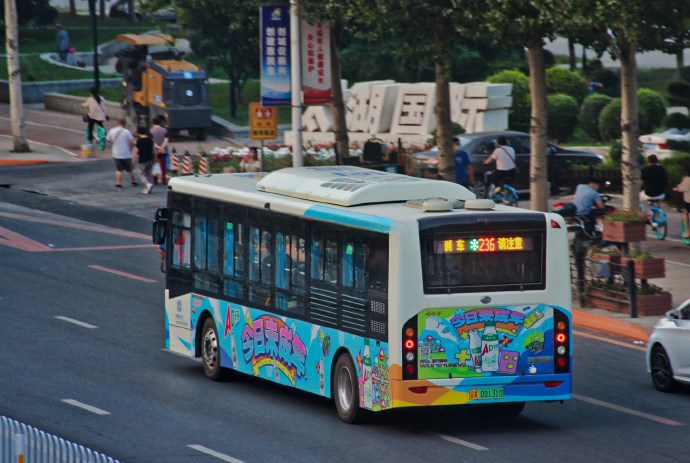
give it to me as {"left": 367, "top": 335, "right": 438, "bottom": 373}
{"left": 573, "top": 330, "right": 646, "bottom": 351}
{"left": 188, "top": 444, "right": 247, "bottom": 462}
{"left": 55, "top": 316, "right": 98, "bottom": 329}
{"left": 0, "top": 116, "right": 83, "bottom": 135}
{"left": 667, "top": 259, "right": 690, "bottom": 268}
{"left": 61, "top": 399, "right": 110, "bottom": 415}
{"left": 438, "top": 434, "right": 489, "bottom": 451}
{"left": 573, "top": 394, "right": 684, "bottom": 426}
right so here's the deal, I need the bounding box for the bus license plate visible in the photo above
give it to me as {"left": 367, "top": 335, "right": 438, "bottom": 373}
{"left": 469, "top": 387, "right": 504, "bottom": 400}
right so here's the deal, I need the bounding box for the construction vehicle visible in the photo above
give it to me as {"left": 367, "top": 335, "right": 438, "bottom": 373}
{"left": 115, "top": 33, "right": 212, "bottom": 140}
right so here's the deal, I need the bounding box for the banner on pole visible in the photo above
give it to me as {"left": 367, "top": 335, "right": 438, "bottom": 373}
{"left": 260, "top": 5, "right": 291, "bottom": 107}
{"left": 301, "top": 20, "right": 332, "bottom": 105}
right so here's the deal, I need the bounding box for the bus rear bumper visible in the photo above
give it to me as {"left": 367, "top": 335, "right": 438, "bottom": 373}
{"left": 389, "top": 375, "right": 572, "bottom": 408}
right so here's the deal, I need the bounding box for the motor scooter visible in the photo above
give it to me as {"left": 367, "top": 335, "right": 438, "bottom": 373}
{"left": 552, "top": 188, "right": 615, "bottom": 257}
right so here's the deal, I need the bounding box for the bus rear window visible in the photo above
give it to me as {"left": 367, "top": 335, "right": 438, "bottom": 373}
{"left": 420, "top": 214, "right": 546, "bottom": 293}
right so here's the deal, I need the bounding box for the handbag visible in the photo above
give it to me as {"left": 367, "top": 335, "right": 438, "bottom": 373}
{"left": 152, "top": 162, "right": 162, "bottom": 177}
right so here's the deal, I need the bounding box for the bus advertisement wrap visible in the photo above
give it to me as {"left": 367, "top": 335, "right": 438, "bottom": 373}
{"left": 416, "top": 305, "right": 561, "bottom": 380}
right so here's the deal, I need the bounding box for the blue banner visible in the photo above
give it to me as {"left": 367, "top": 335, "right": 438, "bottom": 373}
{"left": 260, "top": 5, "right": 291, "bottom": 107}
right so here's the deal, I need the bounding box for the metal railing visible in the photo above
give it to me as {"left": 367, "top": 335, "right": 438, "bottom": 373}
{"left": 0, "top": 416, "right": 123, "bottom": 463}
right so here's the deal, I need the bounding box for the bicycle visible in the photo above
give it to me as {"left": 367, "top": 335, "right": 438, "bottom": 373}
{"left": 484, "top": 171, "right": 518, "bottom": 206}
{"left": 641, "top": 200, "right": 668, "bottom": 240}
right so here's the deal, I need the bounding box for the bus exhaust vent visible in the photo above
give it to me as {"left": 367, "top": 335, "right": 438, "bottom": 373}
{"left": 464, "top": 199, "right": 495, "bottom": 210}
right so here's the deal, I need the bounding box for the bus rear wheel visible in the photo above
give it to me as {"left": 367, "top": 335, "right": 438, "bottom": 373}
{"left": 201, "top": 317, "right": 223, "bottom": 381}
{"left": 333, "top": 354, "right": 363, "bottom": 424}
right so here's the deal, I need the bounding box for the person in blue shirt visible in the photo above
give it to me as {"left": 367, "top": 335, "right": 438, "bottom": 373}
{"left": 453, "top": 137, "right": 474, "bottom": 188}
{"left": 573, "top": 178, "right": 606, "bottom": 234}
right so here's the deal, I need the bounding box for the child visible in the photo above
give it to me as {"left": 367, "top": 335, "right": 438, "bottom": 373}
{"left": 673, "top": 166, "right": 690, "bottom": 245}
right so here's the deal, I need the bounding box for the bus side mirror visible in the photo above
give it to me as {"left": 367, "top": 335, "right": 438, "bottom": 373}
{"left": 152, "top": 208, "right": 169, "bottom": 245}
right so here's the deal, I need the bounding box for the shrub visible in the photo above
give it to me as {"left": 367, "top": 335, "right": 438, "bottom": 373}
{"left": 547, "top": 93, "right": 578, "bottom": 143}
{"left": 590, "top": 68, "right": 619, "bottom": 97}
{"left": 662, "top": 112, "right": 690, "bottom": 129}
{"left": 637, "top": 88, "right": 667, "bottom": 133}
{"left": 666, "top": 139, "right": 690, "bottom": 153}
{"left": 661, "top": 153, "right": 690, "bottom": 190}
{"left": 546, "top": 67, "right": 588, "bottom": 104}
{"left": 608, "top": 139, "right": 622, "bottom": 167}
{"left": 667, "top": 81, "right": 690, "bottom": 108}
{"left": 487, "top": 69, "right": 530, "bottom": 132}
{"left": 579, "top": 94, "right": 613, "bottom": 141}
{"left": 681, "top": 66, "right": 690, "bottom": 83}
{"left": 598, "top": 98, "right": 648, "bottom": 142}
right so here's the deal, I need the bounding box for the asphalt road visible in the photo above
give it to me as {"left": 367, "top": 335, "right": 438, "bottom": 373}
{"left": 1, "top": 181, "right": 690, "bottom": 463}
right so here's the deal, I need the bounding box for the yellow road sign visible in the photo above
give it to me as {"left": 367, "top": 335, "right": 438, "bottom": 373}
{"left": 249, "top": 103, "right": 278, "bottom": 141}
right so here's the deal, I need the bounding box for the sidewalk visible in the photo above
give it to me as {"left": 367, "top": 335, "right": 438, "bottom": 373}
{"left": 0, "top": 135, "right": 666, "bottom": 343}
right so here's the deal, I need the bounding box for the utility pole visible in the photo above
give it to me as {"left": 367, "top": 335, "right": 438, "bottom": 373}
{"left": 89, "top": 0, "right": 100, "bottom": 92}
{"left": 4, "top": 0, "right": 30, "bottom": 153}
{"left": 289, "top": 0, "right": 303, "bottom": 166}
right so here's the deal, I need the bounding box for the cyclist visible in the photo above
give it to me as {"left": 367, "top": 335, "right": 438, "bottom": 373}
{"left": 483, "top": 135, "right": 516, "bottom": 195}
{"left": 573, "top": 177, "right": 606, "bottom": 235}
{"left": 452, "top": 136, "right": 474, "bottom": 189}
{"left": 640, "top": 154, "right": 667, "bottom": 204}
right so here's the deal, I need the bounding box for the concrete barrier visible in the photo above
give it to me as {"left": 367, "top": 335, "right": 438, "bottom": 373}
{"left": 44, "top": 92, "right": 126, "bottom": 120}
{"left": 0, "top": 78, "right": 121, "bottom": 104}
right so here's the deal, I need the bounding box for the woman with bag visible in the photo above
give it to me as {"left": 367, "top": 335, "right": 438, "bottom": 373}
{"left": 81, "top": 87, "right": 108, "bottom": 149}
{"left": 150, "top": 115, "right": 169, "bottom": 184}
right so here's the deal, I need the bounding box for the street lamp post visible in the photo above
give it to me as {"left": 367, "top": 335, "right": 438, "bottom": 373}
{"left": 88, "top": 0, "right": 100, "bottom": 91}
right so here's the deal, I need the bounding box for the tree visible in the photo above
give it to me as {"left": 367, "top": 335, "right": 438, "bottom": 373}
{"left": 0, "top": 0, "right": 57, "bottom": 25}
{"left": 581, "top": 0, "right": 666, "bottom": 211}
{"left": 480, "top": 0, "right": 569, "bottom": 212}
{"left": 4, "top": 0, "right": 30, "bottom": 153}
{"left": 140, "top": 0, "right": 260, "bottom": 120}
{"left": 647, "top": 0, "right": 690, "bottom": 81}
{"left": 69, "top": 0, "right": 76, "bottom": 17}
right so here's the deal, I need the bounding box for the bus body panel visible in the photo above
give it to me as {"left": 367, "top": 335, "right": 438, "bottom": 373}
{"left": 187, "top": 293, "right": 393, "bottom": 412}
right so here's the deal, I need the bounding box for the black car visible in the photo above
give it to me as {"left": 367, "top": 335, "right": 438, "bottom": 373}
{"left": 413, "top": 131, "right": 604, "bottom": 194}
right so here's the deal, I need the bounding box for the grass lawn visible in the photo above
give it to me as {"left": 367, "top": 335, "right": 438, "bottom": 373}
{"left": 0, "top": 54, "right": 118, "bottom": 81}
{"left": 7, "top": 13, "right": 157, "bottom": 55}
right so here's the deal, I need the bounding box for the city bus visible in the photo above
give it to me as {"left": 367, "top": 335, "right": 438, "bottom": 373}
{"left": 153, "top": 166, "right": 572, "bottom": 423}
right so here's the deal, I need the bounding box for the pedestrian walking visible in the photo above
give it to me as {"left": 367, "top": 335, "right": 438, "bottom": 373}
{"left": 673, "top": 166, "right": 690, "bottom": 246}
{"left": 81, "top": 87, "right": 108, "bottom": 147}
{"left": 452, "top": 136, "right": 474, "bottom": 188}
{"left": 55, "top": 24, "right": 70, "bottom": 62}
{"left": 150, "top": 115, "right": 169, "bottom": 184}
{"left": 106, "top": 119, "right": 137, "bottom": 188}
{"left": 133, "top": 126, "right": 155, "bottom": 194}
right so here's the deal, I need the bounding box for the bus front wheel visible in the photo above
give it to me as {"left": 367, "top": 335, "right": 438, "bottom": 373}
{"left": 201, "top": 317, "right": 222, "bottom": 381}
{"left": 333, "top": 354, "right": 363, "bottom": 424}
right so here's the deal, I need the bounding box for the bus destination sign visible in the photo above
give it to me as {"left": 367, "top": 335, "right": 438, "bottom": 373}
{"left": 433, "top": 236, "right": 534, "bottom": 254}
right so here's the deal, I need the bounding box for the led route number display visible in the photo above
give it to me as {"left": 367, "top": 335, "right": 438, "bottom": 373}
{"left": 433, "top": 236, "right": 534, "bottom": 254}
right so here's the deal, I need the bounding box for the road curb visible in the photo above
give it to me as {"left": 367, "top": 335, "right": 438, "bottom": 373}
{"left": 573, "top": 308, "right": 651, "bottom": 342}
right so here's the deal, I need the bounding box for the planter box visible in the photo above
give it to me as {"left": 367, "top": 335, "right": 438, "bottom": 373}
{"left": 622, "top": 257, "right": 666, "bottom": 280}
{"left": 637, "top": 292, "right": 673, "bottom": 316}
{"left": 603, "top": 221, "right": 646, "bottom": 243}
{"left": 584, "top": 287, "right": 672, "bottom": 316}
{"left": 590, "top": 253, "right": 623, "bottom": 276}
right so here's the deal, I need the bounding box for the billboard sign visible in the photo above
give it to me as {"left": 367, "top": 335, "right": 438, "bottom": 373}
{"left": 260, "top": 5, "right": 291, "bottom": 107}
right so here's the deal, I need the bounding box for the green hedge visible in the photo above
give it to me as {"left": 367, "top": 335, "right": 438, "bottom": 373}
{"left": 487, "top": 69, "right": 530, "bottom": 133}
{"left": 663, "top": 112, "right": 690, "bottom": 129}
{"left": 547, "top": 93, "right": 578, "bottom": 142}
{"left": 661, "top": 153, "right": 690, "bottom": 190}
{"left": 637, "top": 88, "right": 667, "bottom": 133}
{"left": 599, "top": 98, "right": 648, "bottom": 142}
{"left": 579, "top": 94, "right": 612, "bottom": 141}
{"left": 546, "top": 67, "right": 588, "bottom": 104}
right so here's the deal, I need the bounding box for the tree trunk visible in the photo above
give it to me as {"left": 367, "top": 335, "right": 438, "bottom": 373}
{"left": 229, "top": 78, "right": 238, "bottom": 120}
{"left": 99, "top": 0, "right": 106, "bottom": 20}
{"left": 676, "top": 39, "right": 684, "bottom": 82}
{"left": 69, "top": 0, "right": 76, "bottom": 17}
{"left": 618, "top": 38, "right": 640, "bottom": 211}
{"left": 127, "top": 0, "right": 136, "bottom": 22}
{"left": 4, "top": 0, "right": 30, "bottom": 153}
{"left": 568, "top": 38, "right": 577, "bottom": 71}
{"left": 433, "top": 24, "right": 454, "bottom": 181}
{"left": 330, "top": 19, "right": 349, "bottom": 165}
{"left": 527, "top": 43, "right": 548, "bottom": 211}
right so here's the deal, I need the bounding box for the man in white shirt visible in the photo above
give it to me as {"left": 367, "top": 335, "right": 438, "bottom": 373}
{"left": 483, "top": 135, "right": 517, "bottom": 194}
{"left": 106, "top": 119, "right": 137, "bottom": 188}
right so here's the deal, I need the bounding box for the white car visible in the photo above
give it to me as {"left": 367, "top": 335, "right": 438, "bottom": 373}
{"left": 646, "top": 298, "right": 690, "bottom": 392}
{"left": 639, "top": 128, "right": 690, "bottom": 159}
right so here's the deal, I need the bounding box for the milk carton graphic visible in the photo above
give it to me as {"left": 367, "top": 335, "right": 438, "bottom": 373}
{"left": 230, "top": 329, "right": 238, "bottom": 367}
{"left": 481, "top": 322, "right": 499, "bottom": 372}
{"left": 363, "top": 340, "right": 373, "bottom": 408}
{"left": 469, "top": 329, "right": 482, "bottom": 372}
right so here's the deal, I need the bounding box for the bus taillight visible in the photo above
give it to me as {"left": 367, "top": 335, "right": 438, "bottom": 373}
{"left": 402, "top": 317, "right": 418, "bottom": 380}
{"left": 554, "top": 311, "right": 570, "bottom": 373}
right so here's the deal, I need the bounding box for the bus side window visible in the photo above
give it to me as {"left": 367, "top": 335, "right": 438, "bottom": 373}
{"left": 343, "top": 241, "right": 366, "bottom": 291}
{"left": 223, "top": 221, "right": 245, "bottom": 300}
{"left": 366, "top": 240, "right": 388, "bottom": 291}
{"left": 248, "top": 227, "right": 272, "bottom": 307}
{"left": 171, "top": 212, "right": 191, "bottom": 269}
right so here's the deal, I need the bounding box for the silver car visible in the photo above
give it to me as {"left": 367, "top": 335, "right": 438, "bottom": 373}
{"left": 646, "top": 298, "right": 690, "bottom": 392}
